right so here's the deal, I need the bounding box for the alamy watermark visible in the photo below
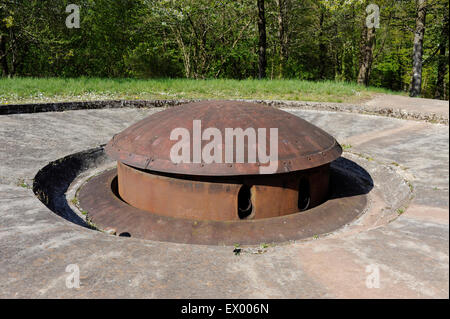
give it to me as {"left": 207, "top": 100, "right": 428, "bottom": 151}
{"left": 170, "top": 120, "right": 279, "bottom": 174}
{"left": 64, "top": 3, "right": 378, "bottom": 30}
{"left": 66, "top": 4, "right": 80, "bottom": 29}
{"left": 366, "top": 4, "right": 380, "bottom": 29}
{"left": 65, "top": 264, "right": 80, "bottom": 289}
{"left": 366, "top": 264, "right": 380, "bottom": 289}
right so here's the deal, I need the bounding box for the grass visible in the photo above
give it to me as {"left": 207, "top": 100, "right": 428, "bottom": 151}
{"left": 71, "top": 197, "right": 79, "bottom": 206}
{"left": 342, "top": 144, "right": 353, "bottom": 151}
{"left": 16, "top": 178, "right": 31, "bottom": 189}
{"left": 0, "top": 77, "right": 403, "bottom": 105}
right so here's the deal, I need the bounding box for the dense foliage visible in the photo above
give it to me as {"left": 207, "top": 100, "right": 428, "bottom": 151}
{"left": 1, "top": 0, "right": 448, "bottom": 99}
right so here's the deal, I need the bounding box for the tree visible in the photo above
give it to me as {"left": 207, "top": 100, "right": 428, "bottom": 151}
{"left": 410, "top": 0, "right": 427, "bottom": 97}
{"left": 0, "top": 34, "right": 7, "bottom": 76}
{"left": 0, "top": 0, "right": 447, "bottom": 99}
{"left": 433, "top": 1, "right": 449, "bottom": 99}
{"left": 257, "top": 0, "right": 267, "bottom": 79}
{"left": 357, "top": 3, "right": 378, "bottom": 86}
{"left": 0, "top": 1, "right": 9, "bottom": 76}
{"left": 317, "top": 3, "right": 327, "bottom": 80}
{"left": 276, "top": 0, "right": 289, "bottom": 77}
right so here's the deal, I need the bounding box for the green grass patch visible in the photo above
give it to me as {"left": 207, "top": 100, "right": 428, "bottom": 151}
{"left": 342, "top": 144, "right": 352, "bottom": 151}
{"left": 16, "top": 178, "right": 31, "bottom": 189}
{"left": 0, "top": 77, "right": 403, "bottom": 104}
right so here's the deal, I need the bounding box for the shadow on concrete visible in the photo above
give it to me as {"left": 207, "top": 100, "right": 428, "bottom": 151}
{"left": 329, "top": 157, "right": 374, "bottom": 200}
{"left": 33, "top": 146, "right": 108, "bottom": 228}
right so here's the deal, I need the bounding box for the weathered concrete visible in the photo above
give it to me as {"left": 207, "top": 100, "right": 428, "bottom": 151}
{"left": 365, "top": 94, "right": 449, "bottom": 120}
{"left": 2, "top": 95, "right": 448, "bottom": 124}
{"left": 0, "top": 102, "right": 448, "bottom": 298}
{"left": 254, "top": 96, "right": 449, "bottom": 124}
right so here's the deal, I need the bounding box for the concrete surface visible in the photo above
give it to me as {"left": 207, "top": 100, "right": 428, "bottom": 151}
{"left": 365, "top": 94, "right": 449, "bottom": 120}
{"left": 0, "top": 101, "right": 448, "bottom": 298}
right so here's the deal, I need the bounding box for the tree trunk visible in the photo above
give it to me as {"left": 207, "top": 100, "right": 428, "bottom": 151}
{"left": 357, "top": 26, "right": 376, "bottom": 86}
{"left": 9, "top": 28, "right": 17, "bottom": 76}
{"left": 434, "top": 42, "right": 447, "bottom": 100}
{"left": 0, "top": 35, "right": 9, "bottom": 76}
{"left": 434, "top": 18, "right": 448, "bottom": 100}
{"left": 410, "top": 0, "right": 427, "bottom": 97}
{"left": 318, "top": 10, "right": 327, "bottom": 80}
{"left": 257, "top": 0, "right": 267, "bottom": 79}
{"left": 171, "top": 25, "right": 191, "bottom": 78}
{"left": 276, "top": 0, "right": 288, "bottom": 78}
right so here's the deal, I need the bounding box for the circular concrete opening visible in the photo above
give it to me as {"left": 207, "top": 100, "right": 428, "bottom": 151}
{"left": 31, "top": 142, "right": 381, "bottom": 246}
{"left": 73, "top": 157, "right": 371, "bottom": 245}
{"left": 30, "top": 101, "right": 386, "bottom": 246}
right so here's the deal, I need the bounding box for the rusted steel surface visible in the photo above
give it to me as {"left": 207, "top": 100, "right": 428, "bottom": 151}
{"left": 105, "top": 100, "right": 342, "bottom": 176}
{"left": 78, "top": 167, "right": 367, "bottom": 245}
{"left": 117, "top": 161, "right": 241, "bottom": 221}
{"left": 117, "top": 162, "right": 330, "bottom": 221}
{"left": 250, "top": 164, "right": 330, "bottom": 219}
